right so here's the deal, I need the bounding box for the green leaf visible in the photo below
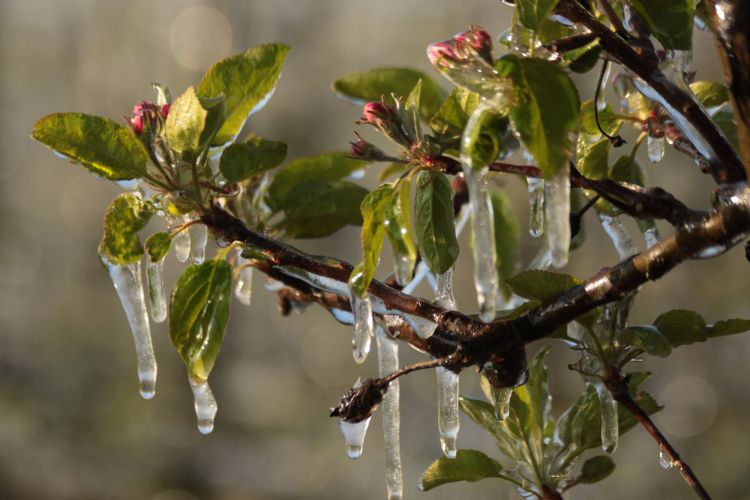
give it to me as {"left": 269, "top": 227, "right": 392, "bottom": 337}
{"left": 419, "top": 450, "right": 505, "bottom": 492}
{"left": 580, "top": 100, "right": 623, "bottom": 137}
{"left": 610, "top": 155, "right": 646, "bottom": 186}
{"left": 490, "top": 190, "right": 519, "bottom": 281}
{"left": 267, "top": 152, "right": 369, "bottom": 211}
{"left": 566, "top": 41, "right": 602, "bottom": 73}
{"left": 714, "top": 108, "right": 740, "bottom": 152}
{"left": 507, "top": 270, "right": 581, "bottom": 303}
{"left": 653, "top": 309, "right": 707, "bottom": 347}
{"left": 165, "top": 86, "right": 211, "bottom": 158}
{"left": 619, "top": 326, "right": 672, "bottom": 357}
{"left": 499, "top": 56, "right": 580, "bottom": 178}
{"left": 402, "top": 80, "right": 424, "bottom": 144}
{"left": 32, "top": 113, "right": 148, "bottom": 181}
{"left": 414, "top": 171, "right": 459, "bottom": 274}
{"left": 461, "top": 106, "right": 509, "bottom": 168}
{"left": 708, "top": 318, "right": 750, "bottom": 338}
{"left": 219, "top": 137, "right": 288, "bottom": 183}
{"left": 430, "top": 87, "right": 481, "bottom": 138}
{"left": 459, "top": 397, "right": 521, "bottom": 460}
{"left": 629, "top": 0, "right": 695, "bottom": 50}
{"left": 197, "top": 43, "right": 290, "bottom": 145}
{"left": 579, "top": 455, "right": 615, "bottom": 484}
{"left": 169, "top": 260, "right": 233, "bottom": 380}
{"left": 516, "top": 0, "right": 561, "bottom": 31}
{"left": 385, "top": 178, "right": 418, "bottom": 279}
{"left": 144, "top": 232, "right": 173, "bottom": 262}
{"left": 98, "top": 193, "right": 154, "bottom": 265}
{"left": 281, "top": 180, "right": 368, "bottom": 238}
{"left": 333, "top": 67, "right": 446, "bottom": 118}
{"left": 349, "top": 184, "right": 396, "bottom": 296}
{"left": 690, "top": 81, "right": 729, "bottom": 109}
{"left": 577, "top": 135, "right": 611, "bottom": 180}
{"left": 513, "top": 346, "right": 552, "bottom": 445}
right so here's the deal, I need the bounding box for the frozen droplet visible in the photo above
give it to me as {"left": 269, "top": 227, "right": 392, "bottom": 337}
{"left": 339, "top": 417, "right": 372, "bottom": 459}
{"left": 491, "top": 386, "right": 513, "bottom": 420}
{"left": 437, "top": 366, "right": 460, "bottom": 458}
{"left": 189, "top": 224, "right": 208, "bottom": 264}
{"left": 174, "top": 228, "right": 191, "bottom": 263}
{"left": 234, "top": 251, "right": 253, "bottom": 306}
{"left": 376, "top": 327, "right": 403, "bottom": 500}
{"left": 592, "top": 379, "right": 618, "bottom": 454}
{"left": 598, "top": 213, "right": 637, "bottom": 260}
{"left": 545, "top": 165, "right": 571, "bottom": 268}
{"left": 647, "top": 135, "right": 665, "bottom": 163}
{"left": 350, "top": 290, "right": 373, "bottom": 364}
{"left": 146, "top": 257, "right": 167, "bottom": 323}
{"left": 393, "top": 253, "right": 414, "bottom": 287}
{"left": 188, "top": 374, "right": 218, "bottom": 434}
{"left": 105, "top": 259, "right": 157, "bottom": 399}
{"left": 460, "top": 101, "right": 499, "bottom": 322}
{"left": 527, "top": 177, "right": 545, "bottom": 238}
{"left": 659, "top": 445, "right": 674, "bottom": 469}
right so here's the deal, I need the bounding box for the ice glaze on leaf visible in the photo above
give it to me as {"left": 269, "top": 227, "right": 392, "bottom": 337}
{"left": 144, "top": 232, "right": 173, "bottom": 263}
{"left": 414, "top": 170, "right": 458, "bottom": 274}
{"left": 419, "top": 450, "right": 505, "bottom": 492}
{"left": 98, "top": 193, "right": 155, "bottom": 265}
{"left": 629, "top": 0, "right": 695, "bottom": 50}
{"left": 281, "top": 180, "right": 368, "bottom": 238}
{"left": 32, "top": 113, "right": 148, "bottom": 181}
{"left": 219, "top": 137, "right": 288, "bottom": 183}
{"left": 169, "top": 260, "right": 233, "bottom": 380}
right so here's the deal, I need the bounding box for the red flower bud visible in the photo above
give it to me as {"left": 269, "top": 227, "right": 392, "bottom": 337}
{"left": 427, "top": 41, "right": 461, "bottom": 68}
{"left": 160, "top": 103, "right": 170, "bottom": 119}
{"left": 129, "top": 100, "right": 160, "bottom": 135}
{"left": 356, "top": 101, "right": 411, "bottom": 147}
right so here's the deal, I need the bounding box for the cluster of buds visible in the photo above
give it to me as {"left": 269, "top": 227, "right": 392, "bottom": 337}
{"left": 356, "top": 100, "right": 412, "bottom": 148}
{"left": 349, "top": 131, "right": 391, "bottom": 161}
{"left": 128, "top": 100, "right": 170, "bottom": 135}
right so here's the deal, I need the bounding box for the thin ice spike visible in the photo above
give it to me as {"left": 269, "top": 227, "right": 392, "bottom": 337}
{"left": 376, "top": 327, "right": 403, "bottom": 499}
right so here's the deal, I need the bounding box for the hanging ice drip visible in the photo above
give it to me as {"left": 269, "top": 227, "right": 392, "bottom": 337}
{"left": 375, "top": 326, "right": 403, "bottom": 499}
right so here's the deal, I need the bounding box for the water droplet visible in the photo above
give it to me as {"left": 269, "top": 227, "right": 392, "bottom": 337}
{"left": 188, "top": 374, "right": 217, "bottom": 434}
{"left": 527, "top": 177, "right": 545, "bottom": 238}
{"left": 659, "top": 445, "right": 674, "bottom": 469}
{"left": 339, "top": 417, "right": 372, "bottom": 459}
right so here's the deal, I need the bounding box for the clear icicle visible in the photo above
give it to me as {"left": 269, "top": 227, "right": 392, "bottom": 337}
{"left": 189, "top": 224, "right": 208, "bottom": 264}
{"left": 145, "top": 257, "right": 167, "bottom": 323}
{"left": 338, "top": 378, "right": 372, "bottom": 459}
{"left": 376, "top": 327, "right": 403, "bottom": 500}
{"left": 106, "top": 260, "right": 157, "bottom": 399}
{"left": 234, "top": 251, "right": 254, "bottom": 306}
{"left": 188, "top": 374, "right": 218, "bottom": 434}
{"left": 461, "top": 101, "right": 498, "bottom": 322}
{"left": 592, "top": 378, "right": 618, "bottom": 454}
{"left": 350, "top": 291, "right": 373, "bottom": 364}
{"left": 527, "top": 177, "right": 545, "bottom": 238}
{"left": 598, "top": 213, "right": 638, "bottom": 260}
{"left": 173, "top": 226, "right": 191, "bottom": 263}
{"left": 435, "top": 267, "right": 457, "bottom": 310}
{"left": 491, "top": 386, "right": 513, "bottom": 420}
{"left": 639, "top": 220, "right": 660, "bottom": 249}
{"left": 437, "top": 366, "right": 460, "bottom": 458}
{"left": 647, "top": 135, "right": 666, "bottom": 163}
{"left": 529, "top": 235, "right": 553, "bottom": 270}
{"left": 393, "top": 254, "right": 413, "bottom": 287}
{"left": 544, "top": 164, "right": 571, "bottom": 268}
{"left": 659, "top": 445, "right": 675, "bottom": 469}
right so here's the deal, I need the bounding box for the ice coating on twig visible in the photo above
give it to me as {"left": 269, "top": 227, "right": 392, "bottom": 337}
{"left": 350, "top": 289, "right": 373, "bottom": 364}
{"left": 545, "top": 165, "right": 571, "bottom": 268}
{"left": 437, "top": 366, "right": 460, "bottom": 458}
{"left": 527, "top": 177, "right": 545, "bottom": 238}
{"left": 591, "top": 378, "right": 618, "bottom": 453}
{"left": 598, "top": 213, "right": 638, "bottom": 259}
{"left": 376, "top": 327, "right": 403, "bottom": 499}
{"left": 106, "top": 259, "right": 157, "bottom": 399}
{"left": 461, "top": 100, "right": 499, "bottom": 322}
{"left": 188, "top": 374, "right": 218, "bottom": 434}
{"left": 189, "top": 223, "right": 208, "bottom": 264}
{"left": 145, "top": 257, "right": 167, "bottom": 323}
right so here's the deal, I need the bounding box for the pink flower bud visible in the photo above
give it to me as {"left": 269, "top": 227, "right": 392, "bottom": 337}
{"left": 427, "top": 41, "right": 461, "bottom": 68}
{"left": 160, "top": 103, "right": 170, "bottom": 118}
{"left": 359, "top": 102, "right": 396, "bottom": 125}
{"left": 349, "top": 133, "right": 388, "bottom": 160}
{"left": 131, "top": 115, "right": 144, "bottom": 134}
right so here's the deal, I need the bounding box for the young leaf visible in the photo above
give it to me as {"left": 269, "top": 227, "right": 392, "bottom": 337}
{"left": 610, "top": 155, "right": 646, "bottom": 186}
{"left": 619, "top": 326, "right": 672, "bottom": 357}
{"left": 165, "top": 86, "right": 210, "bottom": 158}
{"left": 169, "top": 260, "right": 233, "bottom": 380}
{"left": 333, "top": 67, "right": 446, "bottom": 118}
{"left": 459, "top": 397, "right": 520, "bottom": 459}
{"left": 429, "top": 87, "right": 481, "bottom": 139}
{"left": 509, "top": 346, "right": 551, "bottom": 459}
{"left": 507, "top": 270, "right": 581, "bottom": 303}
{"left": 385, "top": 179, "right": 418, "bottom": 279}
{"left": 419, "top": 450, "right": 504, "bottom": 492}
{"left": 414, "top": 170, "right": 459, "bottom": 274}
{"left": 629, "top": 0, "right": 695, "bottom": 50}
{"left": 98, "top": 193, "right": 154, "bottom": 265}
{"left": 516, "top": 0, "right": 561, "bottom": 31}
{"left": 197, "top": 43, "right": 290, "bottom": 145}
{"left": 653, "top": 309, "right": 707, "bottom": 347}
{"left": 219, "top": 137, "right": 288, "bottom": 183}
{"left": 490, "top": 190, "right": 518, "bottom": 281}
{"left": 349, "top": 184, "right": 396, "bottom": 296}
{"left": 498, "top": 55, "right": 580, "bottom": 178}
{"left": 579, "top": 100, "right": 623, "bottom": 138}
{"left": 461, "top": 106, "right": 509, "bottom": 168}
{"left": 690, "top": 81, "right": 729, "bottom": 110}
{"left": 267, "top": 152, "right": 369, "bottom": 210}
{"left": 579, "top": 455, "right": 615, "bottom": 484}
{"left": 144, "top": 232, "right": 173, "bottom": 262}
{"left": 32, "top": 113, "right": 148, "bottom": 181}
{"left": 707, "top": 318, "right": 750, "bottom": 338}
{"left": 281, "top": 180, "right": 368, "bottom": 238}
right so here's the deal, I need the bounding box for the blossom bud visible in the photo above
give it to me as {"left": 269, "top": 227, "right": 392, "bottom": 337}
{"left": 349, "top": 133, "right": 388, "bottom": 161}
{"left": 454, "top": 26, "right": 492, "bottom": 64}
{"left": 357, "top": 101, "right": 411, "bottom": 147}
{"left": 128, "top": 100, "right": 160, "bottom": 135}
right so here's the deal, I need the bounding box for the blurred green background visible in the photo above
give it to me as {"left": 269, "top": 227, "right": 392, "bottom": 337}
{"left": 2, "top": 0, "right": 750, "bottom": 498}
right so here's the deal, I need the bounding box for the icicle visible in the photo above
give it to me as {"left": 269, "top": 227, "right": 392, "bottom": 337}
{"left": 527, "top": 177, "right": 545, "bottom": 238}
{"left": 393, "top": 254, "right": 413, "bottom": 287}
{"left": 173, "top": 226, "right": 191, "bottom": 263}
{"left": 598, "top": 213, "right": 638, "bottom": 260}
{"left": 189, "top": 224, "right": 208, "bottom": 264}
{"left": 145, "top": 257, "right": 167, "bottom": 323}
{"left": 545, "top": 165, "right": 571, "bottom": 268}
{"left": 461, "top": 101, "right": 498, "bottom": 322}
{"left": 437, "top": 366, "right": 460, "bottom": 458}
{"left": 106, "top": 259, "right": 157, "bottom": 399}
{"left": 435, "top": 267, "right": 456, "bottom": 310}
{"left": 350, "top": 290, "right": 373, "bottom": 364}
{"left": 188, "top": 374, "right": 218, "bottom": 434}
{"left": 529, "top": 235, "right": 553, "bottom": 270}
{"left": 639, "top": 220, "right": 660, "bottom": 249}
{"left": 491, "top": 386, "right": 513, "bottom": 420}
{"left": 234, "top": 250, "right": 253, "bottom": 306}
{"left": 338, "top": 378, "right": 372, "bottom": 459}
{"left": 659, "top": 445, "right": 675, "bottom": 469}
{"left": 647, "top": 135, "right": 665, "bottom": 163}
{"left": 376, "top": 327, "right": 403, "bottom": 500}
{"left": 592, "top": 379, "right": 618, "bottom": 453}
